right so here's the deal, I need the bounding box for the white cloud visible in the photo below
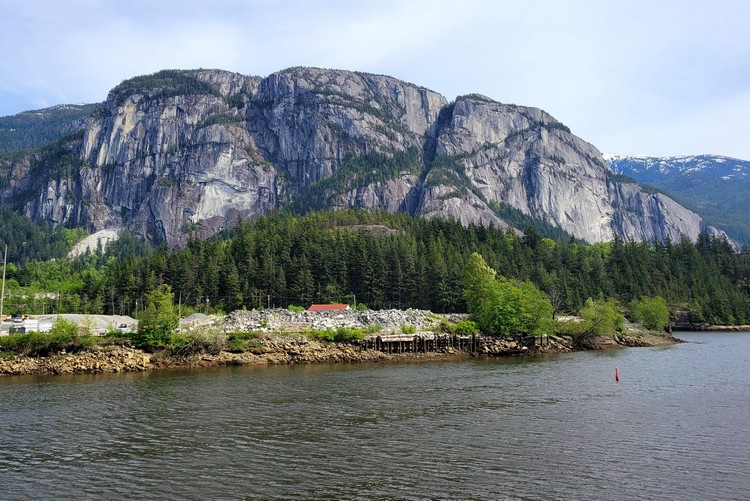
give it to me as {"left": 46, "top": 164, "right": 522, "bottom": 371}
{"left": 1, "top": 0, "right": 749, "bottom": 158}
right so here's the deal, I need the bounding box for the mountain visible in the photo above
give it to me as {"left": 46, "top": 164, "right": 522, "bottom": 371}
{"left": 606, "top": 154, "right": 750, "bottom": 245}
{"left": 0, "top": 67, "right": 725, "bottom": 247}
{"left": 0, "top": 103, "right": 99, "bottom": 154}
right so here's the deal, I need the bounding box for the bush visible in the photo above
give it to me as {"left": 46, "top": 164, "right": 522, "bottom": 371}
{"left": 579, "top": 298, "right": 624, "bottom": 334}
{"left": 437, "top": 319, "right": 479, "bottom": 336}
{"left": 168, "top": 329, "right": 227, "bottom": 356}
{"left": 287, "top": 304, "right": 305, "bottom": 312}
{"left": 334, "top": 327, "right": 365, "bottom": 342}
{"left": 0, "top": 318, "right": 97, "bottom": 356}
{"left": 453, "top": 320, "right": 479, "bottom": 336}
{"left": 306, "top": 326, "right": 365, "bottom": 342}
{"left": 401, "top": 324, "right": 416, "bottom": 334}
{"left": 226, "top": 330, "right": 261, "bottom": 353}
{"left": 630, "top": 296, "right": 670, "bottom": 331}
{"left": 307, "top": 329, "right": 335, "bottom": 342}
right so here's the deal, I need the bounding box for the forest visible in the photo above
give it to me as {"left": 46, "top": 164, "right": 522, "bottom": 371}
{"left": 2, "top": 209, "right": 749, "bottom": 326}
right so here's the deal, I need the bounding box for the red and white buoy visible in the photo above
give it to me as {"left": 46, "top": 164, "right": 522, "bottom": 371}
{"left": 615, "top": 367, "right": 620, "bottom": 383}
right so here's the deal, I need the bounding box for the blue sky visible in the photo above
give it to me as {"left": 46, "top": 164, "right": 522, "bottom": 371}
{"left": 2, "top": 0, "right": 749, "bottom": 159}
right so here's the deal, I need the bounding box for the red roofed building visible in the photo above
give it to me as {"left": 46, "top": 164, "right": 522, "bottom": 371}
{"left": 307, "top": 304, "right": 351, "bottom": 312}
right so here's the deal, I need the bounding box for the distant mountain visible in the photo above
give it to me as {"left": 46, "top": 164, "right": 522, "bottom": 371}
{"left": 0, "top": 103, "right": 99, "bottom": 154}
{"left": 0, "top": 68, "right": 726, "bottom": 247}
{"left": 606, "top": 154, "right": 750, "bottom": 245}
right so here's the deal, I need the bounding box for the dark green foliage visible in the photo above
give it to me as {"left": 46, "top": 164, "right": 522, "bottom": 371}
{"left": 111, "top": 70, "right": 219, "bottom": 106}
{"left": 4, "top": 209, "right": 750, "bottom": 327}
{"left": 0, "top": 104, "right": 99, "bottom": 154}
{"left": 103, "top": 230, "right": 153, "bottom": 261}
{"left": 423, "top": 155, "right": 469, "bottom": 190}
{"left": 0, "top": 206, "right": 83, "bottom": 263}
{"left": 197, "top": 113, "right": 245, "bottom": 128}
{"left": 463, "top": 252, "right": 554, "bottom": 336}
{"left": 132, "top": 284, "right": 179, "bottom": 351}
{"left": 291, "top": 148, "right": 423, "bottom": 211}
{"left": 490, "top": 203, "right": 577, "bottom": 242}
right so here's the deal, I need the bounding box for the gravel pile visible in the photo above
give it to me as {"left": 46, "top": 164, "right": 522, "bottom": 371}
{"left": 223, "top": 308, "right": 466, "bottom": 334}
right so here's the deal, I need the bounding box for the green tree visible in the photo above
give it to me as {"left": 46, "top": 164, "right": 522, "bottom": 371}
{"left": 630, "top": 296, "right": 670, "bottom": 331}
{"left": 463, "top": 253, "right": 554, "bottom": 336}
{"left": 133, "top": 284, "right": 178, "bottom": 350}
{"left": 579, "top": 297, "right": 624, "bottom": 334}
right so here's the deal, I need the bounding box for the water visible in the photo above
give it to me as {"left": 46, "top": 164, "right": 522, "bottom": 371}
{"left": 1, "top": 332, "right": 749, "bottom": 500}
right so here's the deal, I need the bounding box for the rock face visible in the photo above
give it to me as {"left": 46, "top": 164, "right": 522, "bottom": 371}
{"left": 606, "top": 153, "right": 750, "bottom": 246}
{"left": 0, "top": 67, "right": 721, "bottom": 246}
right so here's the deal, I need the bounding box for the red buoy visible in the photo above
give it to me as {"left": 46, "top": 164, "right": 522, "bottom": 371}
{"left": 615, "top": 367, "right": 620, "bottom": 383}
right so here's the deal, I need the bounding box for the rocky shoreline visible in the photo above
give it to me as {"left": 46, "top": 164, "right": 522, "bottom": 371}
{"left": 673, "top": 323, "right": 750, "bottom": 332}
{"left": 0, "top": 330, "right": 682, "bottom": 377}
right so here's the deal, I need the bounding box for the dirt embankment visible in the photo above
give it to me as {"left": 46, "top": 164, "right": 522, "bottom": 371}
{"left": 0, "top": 330, "right": 682, "bottom": 377}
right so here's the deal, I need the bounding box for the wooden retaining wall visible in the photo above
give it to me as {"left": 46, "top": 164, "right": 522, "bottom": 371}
{"left": 359, "top": 334, "right": 487, "bottom": 354}
{"left": 360, "top": 333, "right": 553, "bottom": 354}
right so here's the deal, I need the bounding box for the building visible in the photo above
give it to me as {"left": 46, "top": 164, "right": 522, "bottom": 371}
{"left": 307, "top": 304, "right": 351, "bottom": 312}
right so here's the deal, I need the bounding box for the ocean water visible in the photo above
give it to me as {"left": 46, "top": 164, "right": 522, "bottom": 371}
{"left": 1, "top": 332, "right": 748, "bottom": 500}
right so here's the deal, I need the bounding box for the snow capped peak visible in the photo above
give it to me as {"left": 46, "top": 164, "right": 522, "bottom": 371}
{"left": 605, "top": 153, "right": 750, "bottom": 181}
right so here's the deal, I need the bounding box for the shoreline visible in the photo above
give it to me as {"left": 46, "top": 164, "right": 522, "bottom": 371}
{"left": 0, "top": 331, "right": 682, "bottom": 377}
{"left": 673, "top": 324, "right": 750, "bottom": 332}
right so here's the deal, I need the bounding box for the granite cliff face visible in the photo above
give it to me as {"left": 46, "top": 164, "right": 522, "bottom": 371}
{"left": 0, "top": 67, "right": 721, "bottom": 246}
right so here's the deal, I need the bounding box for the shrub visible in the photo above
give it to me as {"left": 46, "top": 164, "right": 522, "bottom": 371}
{"left": 579, "top": 298, "right": 624, "bottom": 334}
{"left": 453, "top": 320, "right": 479, "bottom": 336}
{"left": 463, "top": 253, "right": 554, "bottom": 337}
{"left": 401, "top": 324, "right": 416, "bottom": 334}
{"left": 0, "top": 318, "right": 97, "bottom": 356}
{"left": 334, "top": 327, "right": 365, "bottom": 342}
{"left": 168, "top": 329, "right": 227, "bottom": 356}
{"left": 287, "top": 304, "right": 305, "bottom": 312}
{"left": 307, "top": 329, "right": 335, "bottom": 342}
{"left": 630, "top": 296, "right": 670, "bottom": 331}
{"left": 226, "top": 330, "right": 261, "bottom": 353}
{"left": 306, "top": 327, "right": 365, "bottom": 342}
{"left": 436, "top": 319, "right": 479, "bottom": 335}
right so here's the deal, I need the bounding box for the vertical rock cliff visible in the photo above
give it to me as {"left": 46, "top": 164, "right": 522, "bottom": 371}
{"left": 2, "top": 67, "right": 721, "bottom": 247}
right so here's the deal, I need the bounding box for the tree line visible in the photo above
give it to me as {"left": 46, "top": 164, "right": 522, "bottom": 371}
{"left": 3, "top": 209, "right": 749, "bottom": 325}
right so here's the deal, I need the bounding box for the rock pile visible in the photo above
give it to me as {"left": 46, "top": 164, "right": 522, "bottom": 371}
{"left": 223, "top": 308, "right": 467, "bottom": 335}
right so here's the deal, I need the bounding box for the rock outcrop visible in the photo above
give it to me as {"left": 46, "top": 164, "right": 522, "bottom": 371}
{"left": 0, "top": 67, "right": 722, "bottom": 246}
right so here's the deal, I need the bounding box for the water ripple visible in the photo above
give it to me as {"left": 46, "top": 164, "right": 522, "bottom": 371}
{"left": 1, "top": 333, "right": 750, "bottom": 500}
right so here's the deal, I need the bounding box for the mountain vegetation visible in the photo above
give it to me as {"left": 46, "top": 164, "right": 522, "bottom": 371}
{"left": 0, "top": 104, "right": 97, "bottom": 154}
{"left": 608, "top": 155, "right": 750, "bottom": 245}
{"left": 0, "top": 206, "right": 85, "bottom": 263}
{"left": 2, "top": 210, "right": 748, "bottom": 327}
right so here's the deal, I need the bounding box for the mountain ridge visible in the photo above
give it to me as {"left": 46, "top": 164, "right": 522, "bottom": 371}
{"left": 0, "top": 67, "right": 729, "bottom": 247}
{"left": 607, "top": 153, "right": 750, "bottom": 245}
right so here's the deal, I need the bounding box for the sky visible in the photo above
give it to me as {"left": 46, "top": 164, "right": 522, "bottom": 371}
{"left": 1, "top": 0, "right": 749, "bottom": 159}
